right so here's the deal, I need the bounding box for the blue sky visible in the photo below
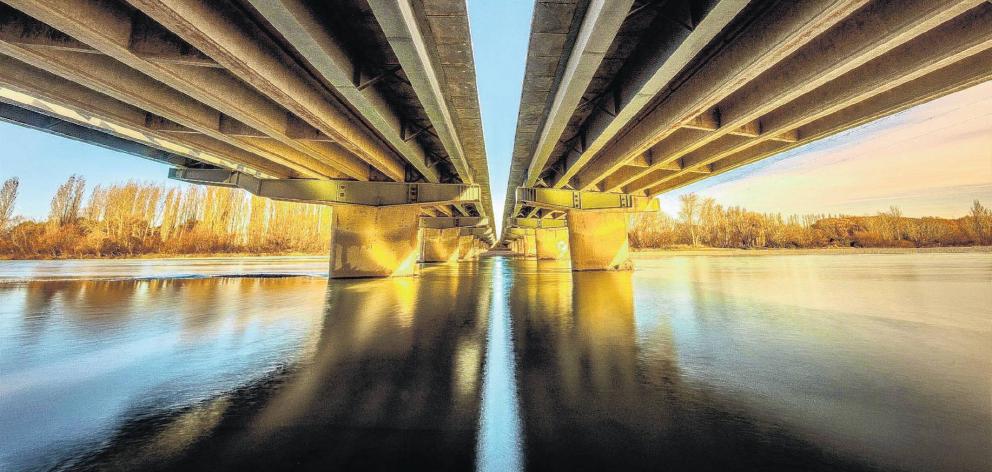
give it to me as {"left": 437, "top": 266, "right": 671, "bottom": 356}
{"left": 468, "top": 0, "right": 534, "bottom": 229}
{"left": 0, "top": 121, "right": 168, "bottom": 218}
{"left": 1, "top": 1, "right": 990, "bottom": 222}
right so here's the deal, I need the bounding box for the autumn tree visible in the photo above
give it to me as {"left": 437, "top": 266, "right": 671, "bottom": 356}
{"left": 969, "top": 200, "right": 991, "bottom": 245}
{"left": 49, "top": 174, "right": 86, "bottom": 226}
{"left": 0, "top": 177, "right": 18, "bottom": 231}
{"left": 679, "top": 193, "right": 701, "bottom": 246}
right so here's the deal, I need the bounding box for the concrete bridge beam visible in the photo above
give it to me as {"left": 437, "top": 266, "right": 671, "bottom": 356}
{"left": 329, "top": 205, "right": 420, "bottom": 278}
{"left": 2, "top": 0, "right": 382, "bottom": 180}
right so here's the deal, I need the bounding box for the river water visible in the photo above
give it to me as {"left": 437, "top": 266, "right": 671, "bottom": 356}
{"left": 1, "top": 253, "right": 989, "bottom": 471}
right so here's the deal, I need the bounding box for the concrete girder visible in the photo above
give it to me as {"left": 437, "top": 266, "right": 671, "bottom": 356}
{"left": 2, "top": 0, "right": 385, "bottom": 181}
{"left": 0, "top": 88, "right": 284, "bottom": 178}
{"left": 458, "top": 227, "right": 489, "bottom": 238}
{"left": 433, "top": 205, "right": 454, "bottom": 217}
{"left": 0, "top": 39, "right": 349, "bottom": 179}
{"left": 515, "top": 187, "right": 659, "bottom": 212}
{"left": 0, "top": 4, "right": 220, "bottom": 67}
{"left": 645, "top": 48, "right": 992, "bottom": 196}
{"left": 418, "top": 216, "right": 487, "bottom": 229}
{"left": 681, "top": 111, "right": 799, "bottom": 143}
{"left": 0, "top": 55, "right": 291, "bottom": 177}
{"left": 632, "top": 5, "right": 992, "bottom": 193}
{"left": 128, "top": 0, "right": 410, "bottom": 182}
{"left": 0, "top": 101, "right": 199, "bottom": 168}
{"left": 366, "top": 0, "right": 472, "bottom": 184}
{"left": 511, "top": 218, "right": 568, "bottom": 229}
{"left": 599, "top": 159, "right": 709, "bottom": 193}
{"left": 569, "top": 0, "right": 871, "bottom": 190}
{"left": 169, "top": 168, "right": 481, "bottom": 207}
{"left": 500, "top": 0, "right": 748, "bottom": 242}
{"left": 544, "top": 0, "right": 750, "bottom": 189}
{"left": 523, "top": 0, "right": 636, "bottom": 187}
{"left": 599, "top": 0, "right": 986, "bottom": 193}
{"left": 244, "top": 0, "right": 440, "bottom": 184}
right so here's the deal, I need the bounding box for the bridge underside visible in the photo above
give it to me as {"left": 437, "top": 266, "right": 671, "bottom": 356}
{"left": 0, "top": 0, "right": 497, "bottom": 277}
{"left": 502, "top": 0, "right": 992, "bottom": 270}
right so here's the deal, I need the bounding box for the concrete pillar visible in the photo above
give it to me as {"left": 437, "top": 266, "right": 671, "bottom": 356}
{"left": 457, "top": 235, "right": 476, "bottom": 260}
{"left": 535, "top": 227, "right": 569, "bottom": 260}
{"left": 523, "top": 231, "right": 537, "bottom": 258}
{"left": 420, "top": 227, "right": 460, "bottom": 263}
{"left": 329, "top": 205, "right": 420, "bottom": 278}
{"left": 566, "top": 210, "right": 632, "bottom": 271}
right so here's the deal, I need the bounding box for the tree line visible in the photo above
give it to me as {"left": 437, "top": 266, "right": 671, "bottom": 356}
{"left": 629, "top": 193, "right": 992, "bottom": 249}
{"left": 2, "top": 175, "right": 989, "bottom": 259}
{"left": 0, "top": 175, "right": 332, "bottom": 258}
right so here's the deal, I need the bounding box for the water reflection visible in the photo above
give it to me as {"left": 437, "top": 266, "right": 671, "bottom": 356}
{"left": 41, "top": 262, "right": 490, "bottom": 471}
{"left": 507, "top": 255, "right": 991, "bottom": 471}
{"left": 476, "top": 258, "right": 523, "bottom": 472}
{"left": 1, "top": 253, "right": 989, "bottom": 471}
{"left": 1, "top": 276, "right": 327, "bottom": 471}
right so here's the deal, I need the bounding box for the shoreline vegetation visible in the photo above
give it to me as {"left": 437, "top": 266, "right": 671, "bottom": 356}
{"left": 1, "top": 175, "right": 990, "bottom": 260}
{"left": 629, "top": 193, "right": 991, "bottom": 251}
{"left": 633, "top": 246, "right": 992, "bottom": 256}
{"left": 1, "top": 175, "right": 332, "bottom": 260}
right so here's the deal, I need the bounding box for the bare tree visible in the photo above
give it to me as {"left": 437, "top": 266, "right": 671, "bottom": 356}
{"left": 49, "top": 174, "right": 86, "bottom": 226}
{"left": 0, "top": 177, "right": 19, "bottom": 231}
{"left": 679, "top": 193, "right": 701, "bottom": 246}
{"left": 970, "top": 200, "right": 991, "bottom": 244}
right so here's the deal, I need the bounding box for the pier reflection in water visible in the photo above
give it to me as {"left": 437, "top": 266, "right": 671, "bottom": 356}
{"left": 1, "top": 253, "right": 989, "bottom": 471}
{"left": 511, "top": 255, "right": 989, "bottom": 472}
{"left": 512, "top": 262, "right": 880, "bottom": 471}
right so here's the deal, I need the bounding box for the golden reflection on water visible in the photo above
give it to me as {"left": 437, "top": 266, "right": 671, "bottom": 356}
{"left": 2, "top": 254, "right": 990, "bottom": 471}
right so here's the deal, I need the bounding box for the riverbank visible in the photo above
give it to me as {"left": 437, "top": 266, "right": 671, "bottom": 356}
{"left": 4, "top": 246, "right": 991, "bottom": 262}
{"left": 633, "top": 246, "right": 992, "bottom": 257}
{"left": 0, "top": 251, "right": 326, "bottom": 261}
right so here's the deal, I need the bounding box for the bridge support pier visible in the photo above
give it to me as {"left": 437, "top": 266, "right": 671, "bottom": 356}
{"left": 457, "top": 235, "right": 476, "bottom": 261}
{"left": 565, "top": 210, "right": 632, "bottom": 271}
{"left": 329, "top": 205, "right": 421, "bottom": 278}
{"left": 535, "top": 227, "right": 569, "bottom": 260}
{"left": 420, "top": 227, "right": 460, "bottom": 263}
{"left": 523, "top": 231, "right": 537, "bottom": 258}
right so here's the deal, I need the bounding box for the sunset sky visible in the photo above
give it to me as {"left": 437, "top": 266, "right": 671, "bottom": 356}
{"left": 657, "top": 80, "right": 992, "bottom": 218}
{"left": 0, "top": 0, "right": 989, "bottom": 222}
